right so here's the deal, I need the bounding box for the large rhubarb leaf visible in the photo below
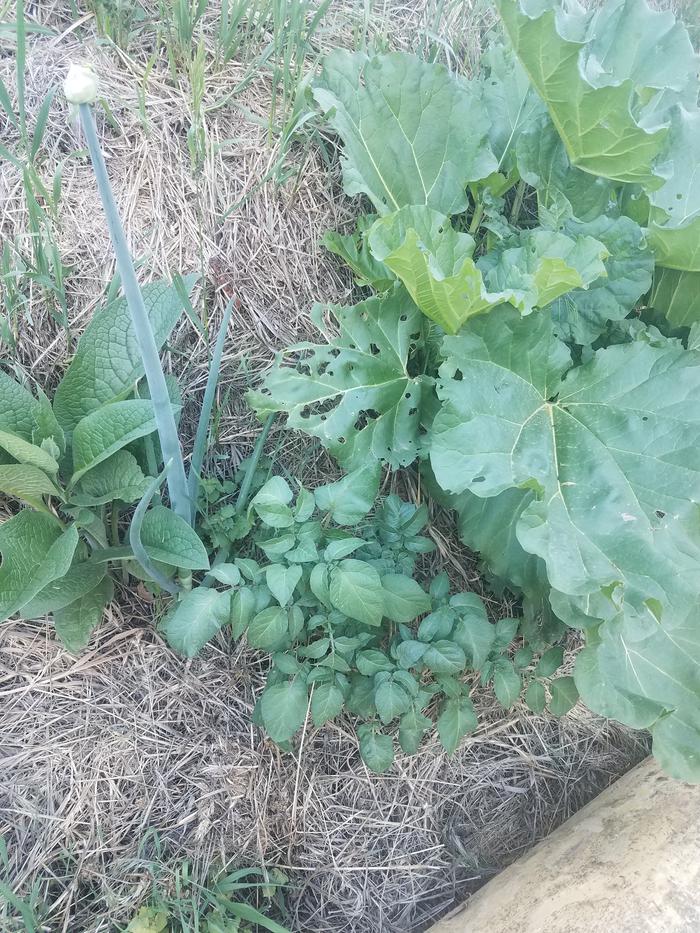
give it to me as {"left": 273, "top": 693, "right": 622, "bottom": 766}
{"left": 647, "top": 107, "right": 700, "bottom": 272}
{"left": 478, "top": 43, "right": 546, "bottom": 183}
{"left": 368, "top": 206, "right": 607, "bottom": 333}
{"left": 516, "top": 115, "right": 615, "bottom": 225}
{"left": 548, "top": 215, "right": 654, "bottom": 345}
{"left": 312, "top": 50, "right": 496, "bottom": 215}
{"left": 430, "top": 306, "right": 700, "bottom": 613}
{"left": 248, "top": 288, "right": 429, "bottom": 470}
{"left": 498, "top": 0, "right": 698, "bottom": 185}
{"left": 53, "top": 276, "right": 197, "bottom": 434}
{"left": 651, "top": 268, "right": 700, "bottom": 327}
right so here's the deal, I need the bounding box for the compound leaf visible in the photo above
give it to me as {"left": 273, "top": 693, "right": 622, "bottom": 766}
{"left": 259, "top": 678, "right": 308, "bottom": 743}
{"left": 329, "top": 559, "right": 384, "bottom": 627}
{"left": 380, "top": 574, "right": 431, "bottom": 624}
{"left": 311, "top": 681, "right": 345, "bottom": 727}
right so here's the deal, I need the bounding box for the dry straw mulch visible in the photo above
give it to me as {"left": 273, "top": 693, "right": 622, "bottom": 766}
{"left": 1, "top": 2, "right": 650, "bottom": 930}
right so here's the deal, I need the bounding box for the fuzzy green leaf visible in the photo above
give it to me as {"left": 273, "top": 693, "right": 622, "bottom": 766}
{"left": 0, "top": 430, "right": 59, "bottom": 474}
{"left": 139, "top": 504, "right": 209, "bottom": 570}
{"left": 71, "top": 400, "right": 160, "bottom": 485}
{"left": 70, "top": 450, "right": 151, "bottom": 506}
{"left": 313, "top": 50, "right": 496, "bottom": 215}
{"left": 21, "top": 561, "right": 106, "bottom": 619}
{"left": 0, "top": 371, "right": 64, "bottom": 453}
{"left": 53, "top": 277, "right": 196, "bottom": 433}
{"left": 54, "top": 577, "right": 113, "bottom": 653}
{"left": 0, "top": 512, "right": 78, "bottom": 622}
{"left": 0, "top": 464, "right": 60, "bottom": 508}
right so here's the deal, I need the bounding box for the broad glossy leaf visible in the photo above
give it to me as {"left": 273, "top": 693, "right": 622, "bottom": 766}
{"left": 548, "top": 215, "right": 654, "bottom": 345}
{"left": 21, "top": 560, "right": 106, "bottom": 618}
{"left": 647, "top": 108, "right": 700, "bottom": 272}
{"left": 0, "top": 512, "right": 78, "bottom": 621}
{"left": 0, "top": 464, "right": 60, "bottom": 508}
{"left": 0, "top": 370, "right": 64, "bottom": 453}
{"left": 358, "top": 725, "right": 394, "bottom": 773}
{"left": 329, "top": 559, "right": 384, "bottom": 627}
{"left": 70, "top": 450, "right": 151, "bottom": 506}
{"left": 71, "top": 400, "right": 159, "bottom": 485}
{"left": 314, "top": 463, "right": 381, "bottom": 525}
{"left": 163, "top": 587, "right": 231, "bottom": 657}
{"left": 498, "top": 0, "right": 697, "bottom": 184}
{"left": 651, "top": 268, "right": 700, "bottom": 327}
{"left": 437, "top": 697, "right": 478, "bottom": 754}
{"left": 248, "top": 288, "right": 428, "bottom": 470}
{"left": 369, "top": 207, "right": 607, "bottom": 333}
{"left": 322, "top": 216, "right": 395, "bottom": 291}
{"left": 516, "top": 115, "right": 615, "bottom": 224}
{"left": 53, "top": 276, "right": 197, "bottom": 433}
{"left": 54, "top": 577, "right": 113, "bottom": 653}
{"left": 380, "top": 574, "right": 431, "bottom": 624}
{"left": 313, "top": 50, "right": 496, "bottom": 215}
{"left": 311, "top": 681, "right": 344, "bottom": 727}
{"left": 140, "top": 504, "right": 210, "bottom": 571}
{"left": 259, "top": 678, "right": 308, "bottom": 743}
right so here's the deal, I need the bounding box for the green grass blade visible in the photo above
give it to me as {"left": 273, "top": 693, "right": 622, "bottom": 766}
{"left": 187, "top": 298, "right": 235, "bottom": 521}
{"left": 30, "top": 86, "right": 57, "bottom": 162}
{"left": 79, "top": 103, "right": 192, "bottom": 524}
{"left": 15, "top": 0, "right": 26, "bottom": 144}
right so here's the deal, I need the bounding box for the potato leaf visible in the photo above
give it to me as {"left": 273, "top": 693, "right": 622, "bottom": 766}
{"left": 163, "top": 588, "right": 231, "bottom": 658}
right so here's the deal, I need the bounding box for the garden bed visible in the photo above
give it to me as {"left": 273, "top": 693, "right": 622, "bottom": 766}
{"left": 0, "top": 1, "right": 671, "bottom": 929}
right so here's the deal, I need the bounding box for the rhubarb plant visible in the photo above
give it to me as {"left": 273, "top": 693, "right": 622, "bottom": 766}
{"left": 250, "top": 0, "right": 700, "bottom": 780}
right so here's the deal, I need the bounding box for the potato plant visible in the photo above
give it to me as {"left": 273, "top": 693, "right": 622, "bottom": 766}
{"left": 250, "top": 0, "right": 700, "bottom": 780}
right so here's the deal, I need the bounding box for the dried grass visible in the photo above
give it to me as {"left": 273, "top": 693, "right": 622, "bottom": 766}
{"left": 1, "top": 2, "right": 650, "bottom": 930}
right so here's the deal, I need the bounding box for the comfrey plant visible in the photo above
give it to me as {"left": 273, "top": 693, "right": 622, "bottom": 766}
{"left": 0, "top": 65, "right": 258, "bottom": 650}
{"left": 249, "top": 0, "right": 700, "bottom": 781}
